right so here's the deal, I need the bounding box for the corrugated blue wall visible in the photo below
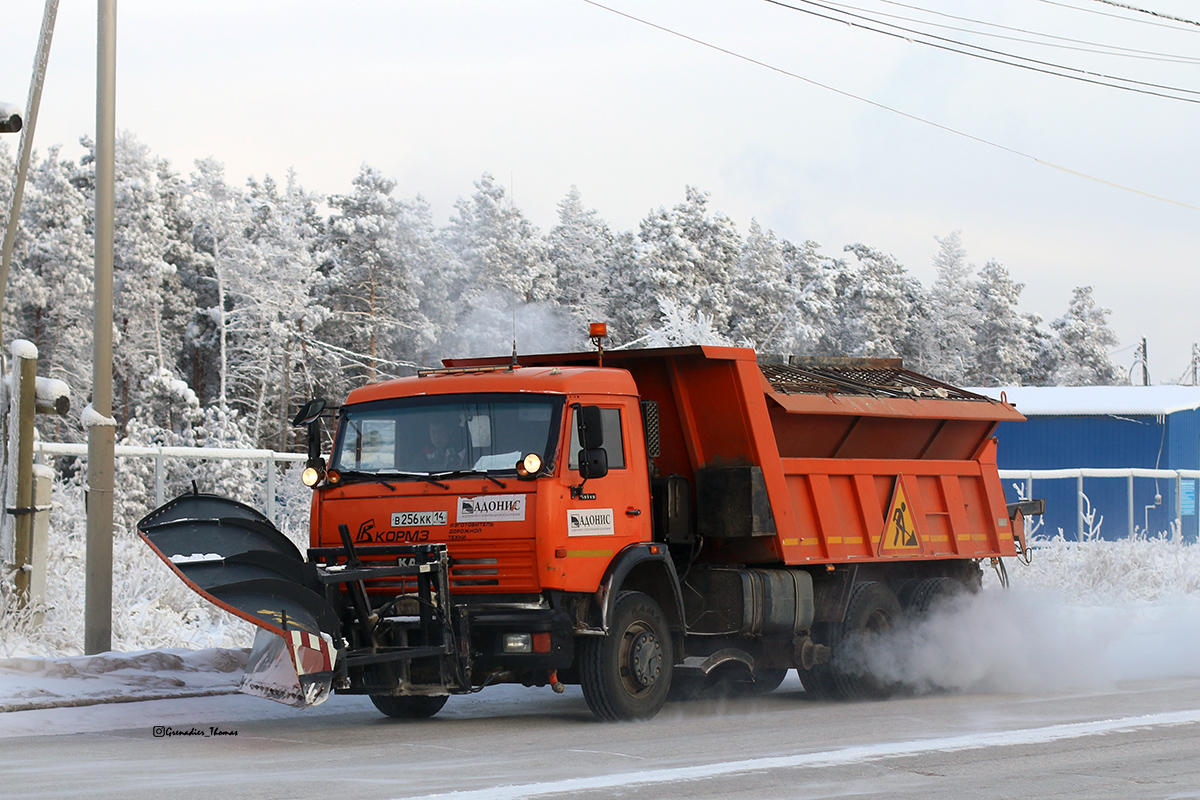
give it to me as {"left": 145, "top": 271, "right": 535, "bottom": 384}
{"left": 993, "top": 409, "right": 1200, "bottom": 541}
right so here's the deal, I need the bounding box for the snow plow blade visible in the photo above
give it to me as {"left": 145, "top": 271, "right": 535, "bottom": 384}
{"left": 137, "top": 493, "right": 340, "bottom": 707}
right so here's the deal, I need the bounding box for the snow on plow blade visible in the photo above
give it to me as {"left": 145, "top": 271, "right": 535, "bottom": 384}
{"left": 137, "top": 492, "right": 340, "bottom": 707}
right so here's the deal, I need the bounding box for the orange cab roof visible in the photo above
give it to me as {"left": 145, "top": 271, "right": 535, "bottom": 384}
{"left": 344, "top": 365, "right": 640, "bottom": 405}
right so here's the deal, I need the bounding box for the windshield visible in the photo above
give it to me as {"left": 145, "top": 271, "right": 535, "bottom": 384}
{"left": 330, "top": 393, "right": 564, "bottom": 477}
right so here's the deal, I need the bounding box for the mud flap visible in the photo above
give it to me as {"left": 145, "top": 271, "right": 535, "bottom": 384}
{"left": 240, "top": 627, "right": 338, "bottom": 708}
{"left": 138, "top": 493, "right": 343, "bottom": 708}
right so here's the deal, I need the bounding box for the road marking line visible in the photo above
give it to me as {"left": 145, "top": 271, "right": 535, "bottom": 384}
{"left": 403, "top": 708, "right": 1200, "bottom": 800}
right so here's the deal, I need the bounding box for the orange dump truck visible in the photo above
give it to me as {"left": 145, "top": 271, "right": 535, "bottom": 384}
{"left": 139, "top": 344, "right": 1036, "bottom": 721}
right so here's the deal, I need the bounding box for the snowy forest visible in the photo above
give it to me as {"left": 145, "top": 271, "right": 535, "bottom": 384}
{"left": 0, "top": 133, "right": 1123, "bottom": 458}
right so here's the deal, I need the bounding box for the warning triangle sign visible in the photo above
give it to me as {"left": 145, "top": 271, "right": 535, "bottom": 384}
{"left": 878, "top": 476, "right": 924, "bottom": 557}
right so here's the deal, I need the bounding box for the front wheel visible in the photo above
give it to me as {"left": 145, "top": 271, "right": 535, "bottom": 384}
{"left": 369, "top": 693, "right": 448, "bottom": 719}
{"left": 580, "top": 591, "right": 674, "bottom": 721}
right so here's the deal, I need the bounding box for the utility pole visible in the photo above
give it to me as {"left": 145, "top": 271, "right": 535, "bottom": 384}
{"left": 1191, "top": 344, "right": 1199, "bottom": 386}
{"left": 1140, "top": 337, "right": 1150, "bottom": 387}
{"left": 85, "top": 0, "right": 117, "bottom": 655}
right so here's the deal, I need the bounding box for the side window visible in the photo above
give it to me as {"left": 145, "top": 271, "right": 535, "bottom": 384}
{"left": 568, "top": 407, "right": 626, "bottom": 470}
{"left": 337, "top": 418, "right": 397, "bottom": 471}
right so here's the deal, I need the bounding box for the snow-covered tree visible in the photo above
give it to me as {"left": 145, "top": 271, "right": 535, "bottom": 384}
{"left": 787, "top": 236, "right": 844, "bottom": 352}
{"left": 445, "top": 173, "right": 554, "bottom": 305}
{"left": 1052, "top": 285, "right": 1120, "bottom": 386}
{"left": 236, "top": 172, "right": 329, "bottom": 448}
{"left": 637, "top": 186, "right": 741, "bottom": 336}
{"left": 4, "top": 146, "right": 93, "bottom": 419}
{"left": 834, "top": 244, "right": 925, "bottom": 363}
{"left": 643, "top": 296, "right": 733, "bottom": 348}
{"left": 728, "top": 220, "right": 792, "bottom": 350}
{"left": 604, "top": 231, "right": 654, "bottom": 347}
{"left": 922, "top": 232, "right": 976, "bottom": 381}
{"left": 319, "top": 164, "right": 426, "bottom": 390}
{"left": 548, "top": 186, "right": 611, "bottom": 333}
{"left": 187, "top": 156, "right": 249, "bottom": 415}
{"left": 972, "top": 258, "right": 1041, "bottom": 386}
{"left": 100, "top": 134, "right": 191, "bottom": 431}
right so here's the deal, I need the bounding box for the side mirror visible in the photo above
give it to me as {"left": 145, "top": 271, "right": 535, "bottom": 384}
{"left": 578, "top": 447, "right": 608, "bottom": 480}
{"left": 293, "top": 398, "right": 327, "bottom": 473}
{"left": 576, "top": 404, "right": 604, "bottom": 450}
{"left": 292, "top": 398, "right": 326, "bottom": 427}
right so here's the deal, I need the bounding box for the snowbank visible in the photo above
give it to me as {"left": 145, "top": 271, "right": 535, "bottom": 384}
{"left": 0, "top": 648, "right": 245, "bottom": 713}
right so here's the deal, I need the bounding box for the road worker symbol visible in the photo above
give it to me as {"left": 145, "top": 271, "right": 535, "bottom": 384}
{"left": 879, "top": 477, "right": 923, "bottom": 556}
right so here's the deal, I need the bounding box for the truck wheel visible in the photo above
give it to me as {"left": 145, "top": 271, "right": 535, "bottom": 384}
{"left": 369, "top": 694, "right": 448, "bottom": 719}
{"left": 580, "top": 591, "right": 673, "bottom": 721}
{"left": 903, "top": 576, "right": 964, "bottom": 618}
{"left": 829, "top": 581, "right": 903, "bottom": 701}
{"left": 797, "top": 621, "right": 842, "bottom": 701}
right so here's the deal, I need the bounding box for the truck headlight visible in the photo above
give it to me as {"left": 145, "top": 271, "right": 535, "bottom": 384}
{"left": 516, "top": 453, "right": 542, "bottom": 479}
{"left": 302, "top": 463, "right": 325, "bottom": 487}
{"left": 502, "top": 633, "right": 532, "bottom": 653}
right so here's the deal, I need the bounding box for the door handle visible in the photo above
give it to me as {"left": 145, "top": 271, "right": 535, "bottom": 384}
{"left": 626, "top": 508, "right": 642, "bottom": 517}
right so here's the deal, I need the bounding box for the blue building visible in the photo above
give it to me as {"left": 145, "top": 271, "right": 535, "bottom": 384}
{"left": 970, "top": 386, "right": 1200, "bottom": 542}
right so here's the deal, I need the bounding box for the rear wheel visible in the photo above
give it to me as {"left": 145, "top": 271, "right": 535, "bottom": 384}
{"left": 831, "top": 581, "right": 903, "bottom": 700}
{"left": 801, "top": 581, "right": 902, "bottom": 702}
{"left": 903, "top": 576, "right": 965, "bottom": 618}
{"left": 580, "top": 591, "right": 673, "bottom": 721}
{"left": 369, "top": 693, "right": 448, "bottom": 719}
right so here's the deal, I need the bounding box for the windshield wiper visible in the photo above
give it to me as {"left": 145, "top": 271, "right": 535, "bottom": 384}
{"left": 433, "top": 469, "right": 508, "bottom": 488}
{"left": 339, "top": 470, "right": 449, "bottom": 490}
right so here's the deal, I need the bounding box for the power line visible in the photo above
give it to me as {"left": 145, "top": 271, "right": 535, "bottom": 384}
{"left": 761, "top": 0, "right": 1200, "bottom": 103}
{"left": 1036, "top": 0, "right": 1200, "bottom": 32}
{"left": 827, "top": 0, "right": 1200, "bottom": 63}
{"left": 1089, "top": 0, "right": 1200, "bottom": 28}
{"left": 577, "top": 0, "right": 1200, "bottom": 212}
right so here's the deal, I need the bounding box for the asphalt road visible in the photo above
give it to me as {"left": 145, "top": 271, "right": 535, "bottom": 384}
{"left": 6, "top": 675, "right": 1200, "bottom": 799}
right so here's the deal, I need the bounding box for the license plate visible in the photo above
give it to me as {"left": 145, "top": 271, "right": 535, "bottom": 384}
{"left": 392, "top": 510, "right": 447, "bottom": 527}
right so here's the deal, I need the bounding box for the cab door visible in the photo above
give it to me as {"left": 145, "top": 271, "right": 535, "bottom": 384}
{"left": 563, "top": 398, "right": 652, "bottom": 552}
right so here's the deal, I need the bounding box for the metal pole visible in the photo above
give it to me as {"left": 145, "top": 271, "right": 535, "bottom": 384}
{"left": 266, "top": 459, "right": 277, "bottom": 526}
{"left": 1128, "top": 473, "right": 1135, "bottom": 537}
{"left": 154, "top": 451, "right": 164, "bottom": 507}
{"left": 1141, "top": 338, "right": 1150, "bottom": 386}
{"left": 1077, "top": 473, "right": 1084, "bottom": 541}
{"left": 1177, "top": 473, "right": 1183, "bottom": 537}
{"left": 11, "top": 347, "right": 36, "bottom": 607}
{"left": 85, "top": 0, "right": 116, "bottom": 655}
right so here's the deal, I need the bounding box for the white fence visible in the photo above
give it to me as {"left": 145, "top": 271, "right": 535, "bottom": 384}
{"left": 999, "top": 468, "right": 1200, "bottom": 541}
{"left": 33, "top": 442, "right": 307, "bottom": 526}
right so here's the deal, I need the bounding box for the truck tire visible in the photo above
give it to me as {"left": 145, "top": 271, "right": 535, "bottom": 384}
{"left": 830, "top": 581, "right": 902, "bottom": 701}
{"left": 903, "top": 576, "right": 964, "bottom": 618}
{"left": 580, "top": 591, "right": 673, "bottom": 721}
{"left": 369, "top": 694, "right": 448, "bottom": 719}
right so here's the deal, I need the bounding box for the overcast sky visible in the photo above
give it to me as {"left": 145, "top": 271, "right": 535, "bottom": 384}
{"left": 4, "top": 0, "right": 1198, "bottom": 381}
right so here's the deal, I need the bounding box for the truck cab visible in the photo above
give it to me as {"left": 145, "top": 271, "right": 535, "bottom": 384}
{"left": 305, "top": 363, "right": 679, "bottom": 719}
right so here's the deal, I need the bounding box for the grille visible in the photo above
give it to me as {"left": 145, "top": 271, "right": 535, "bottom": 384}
{"left": 361, "top": 539, "right": 540, "bottom": 595}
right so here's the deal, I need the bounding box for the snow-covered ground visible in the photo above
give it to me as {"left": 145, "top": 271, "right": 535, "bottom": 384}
{"left": 3, "top": 533, "right": 1200, "bottom": 728}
